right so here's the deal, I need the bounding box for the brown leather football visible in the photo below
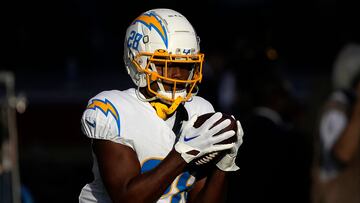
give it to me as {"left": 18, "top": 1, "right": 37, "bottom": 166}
{"left": 190, "top": 112, "right": 238, "bottom": 166}
{"left": 194, "top": 112, "right": 238, "bottom": 144}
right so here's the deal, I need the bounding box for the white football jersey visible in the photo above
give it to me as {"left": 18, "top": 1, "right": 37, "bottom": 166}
{"left": 79, "top": 88, "right": 215, "bottom": 203}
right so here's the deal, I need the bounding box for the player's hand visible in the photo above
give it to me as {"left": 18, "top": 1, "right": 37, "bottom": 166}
{"left": 175, "top": 112, "right": 236, "bottom": 163}
{"left": 216, "top": 118, "right": 244, "bottom": 171}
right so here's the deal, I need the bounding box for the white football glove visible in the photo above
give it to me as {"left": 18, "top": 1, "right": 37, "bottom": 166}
{"left": 216, "top": 118, "right": 244, "bottom": 171}
{"left": 175, "top": 112, "right": 236, "bottom": 163}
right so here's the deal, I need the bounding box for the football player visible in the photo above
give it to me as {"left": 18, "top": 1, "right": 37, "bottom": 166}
{"left": 79, "top": 8, "right": 244, "bottom": 203}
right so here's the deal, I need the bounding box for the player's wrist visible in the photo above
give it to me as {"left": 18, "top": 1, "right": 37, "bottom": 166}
{"left": 168, "top": 148, "right": 188, "bottom": 166}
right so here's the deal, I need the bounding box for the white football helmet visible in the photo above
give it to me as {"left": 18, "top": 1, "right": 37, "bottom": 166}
{"left": 123, "top": 8, "right": 204, "bottom": 103}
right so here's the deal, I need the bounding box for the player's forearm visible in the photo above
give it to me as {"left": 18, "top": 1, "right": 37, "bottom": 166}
{"left": 333, "top": 117, "right": 360, "bottom": 163}
{"left": 188, "top": 168, "right": 228, "bottom": 203}
{"left": 114, "top": 149, "right": 187, "bottom": 203}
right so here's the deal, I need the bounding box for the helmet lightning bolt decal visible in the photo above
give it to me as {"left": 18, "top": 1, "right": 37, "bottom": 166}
{"left": 133, "top": 12, "right": 168, "bottom": 48}
{"left": 87, "top": 99, "right": 120, "bottom": 136}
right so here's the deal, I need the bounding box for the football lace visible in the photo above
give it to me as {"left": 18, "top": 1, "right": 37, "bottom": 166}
{"left": 195, "top": 152, "right": 219, "bottom": 165}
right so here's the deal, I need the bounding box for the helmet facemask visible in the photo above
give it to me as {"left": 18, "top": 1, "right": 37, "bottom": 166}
{"left": 132, "top": 49, "right": 204, "bottom": 104}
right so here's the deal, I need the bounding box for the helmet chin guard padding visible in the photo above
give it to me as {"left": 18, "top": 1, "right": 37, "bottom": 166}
{"left": 123, "top": 8, "right": 204, "bottom": 103}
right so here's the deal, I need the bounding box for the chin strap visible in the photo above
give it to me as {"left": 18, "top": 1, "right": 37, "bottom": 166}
{"left": 150, "top": 97, "right": 183, "bottom": 119}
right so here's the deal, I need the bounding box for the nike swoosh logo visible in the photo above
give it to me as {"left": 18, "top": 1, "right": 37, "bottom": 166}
{"left": 184, "top": 135, "right": 200, "bottom": 142}
{"left": 86, "top": 120, "right": 96, "bottom": 128}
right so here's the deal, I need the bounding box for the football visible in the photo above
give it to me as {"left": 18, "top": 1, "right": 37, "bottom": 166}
{"left": 190, "top": 112, "right": 238, "bottom": 167}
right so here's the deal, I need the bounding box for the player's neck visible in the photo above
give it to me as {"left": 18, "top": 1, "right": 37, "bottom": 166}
{"left": 140, "top": 87, "right": 153, "bottom": 99}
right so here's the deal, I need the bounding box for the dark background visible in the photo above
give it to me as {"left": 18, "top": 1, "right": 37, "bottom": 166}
{"left": 1, "top": 0, "right": 360, "bottom": 202}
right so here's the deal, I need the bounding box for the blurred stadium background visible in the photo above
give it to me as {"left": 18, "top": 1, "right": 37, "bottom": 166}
{"left": 1, "top": 0, "right": 359, "bottom": 202}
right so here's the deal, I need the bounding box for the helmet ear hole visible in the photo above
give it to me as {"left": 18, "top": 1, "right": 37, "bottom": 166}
{"left": 137, "top": 58, "right": 143, "bottom": 65}
{"left": 134, "top": 72, "right": 147, "bottom": 87}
